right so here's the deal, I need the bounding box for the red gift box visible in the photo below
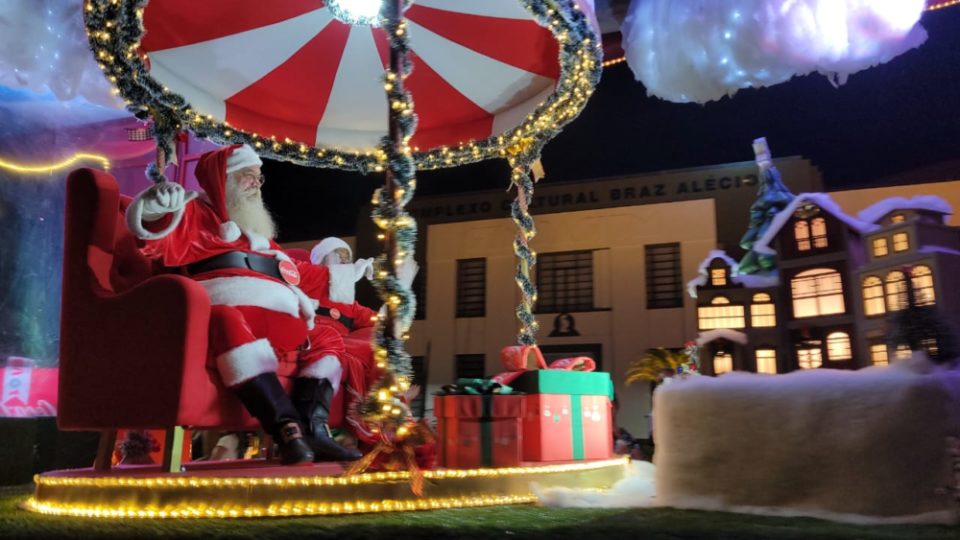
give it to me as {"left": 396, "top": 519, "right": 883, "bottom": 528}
{"left": 522, "top": 393, "right": 613, "bottom": 462}
{"left": 434, "top": 394, "right": 524, "bottom": 469}
{"left": 0, "top": 358, "right": 58, "bottom": 418}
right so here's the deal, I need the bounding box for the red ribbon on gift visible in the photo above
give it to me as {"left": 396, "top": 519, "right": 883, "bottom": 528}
{"left": 492, "top": 345, "right": 596, "bottom": 386}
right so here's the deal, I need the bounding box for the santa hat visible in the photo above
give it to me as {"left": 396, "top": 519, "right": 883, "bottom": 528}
{"left": 310, "top": 237, "right": 352, "bottom": 265}
{"left": 225, "top": 144, "right": 263, "bottom": 175}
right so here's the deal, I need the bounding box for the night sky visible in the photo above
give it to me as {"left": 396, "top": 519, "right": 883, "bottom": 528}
{"left": 264, "top": 7, "right": 960, "bottom": 242}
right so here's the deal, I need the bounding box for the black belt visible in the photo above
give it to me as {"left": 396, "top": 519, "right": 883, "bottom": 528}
{"left": 316, "top": 306, "right": 354, "bottom": 331}
{"left": 186, "top": 251, "right": 282, "bottom": 281}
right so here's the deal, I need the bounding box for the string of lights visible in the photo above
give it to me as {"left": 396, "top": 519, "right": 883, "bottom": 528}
{"left": 0, "top": 153, "right": 110, "bottom": 173}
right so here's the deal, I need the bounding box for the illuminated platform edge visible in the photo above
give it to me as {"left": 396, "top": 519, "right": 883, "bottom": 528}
{"left": 23, "top": 457, "right": 629, "bottom": 519}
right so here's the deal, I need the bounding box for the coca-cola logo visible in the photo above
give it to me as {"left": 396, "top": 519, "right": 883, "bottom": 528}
{"left": 278, "top": 260, "right": 301, "bottom": 286}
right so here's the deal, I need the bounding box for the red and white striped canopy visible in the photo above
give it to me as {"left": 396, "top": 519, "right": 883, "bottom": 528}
{"left": 139, "top": 0, "right": 599, "bottom": 154}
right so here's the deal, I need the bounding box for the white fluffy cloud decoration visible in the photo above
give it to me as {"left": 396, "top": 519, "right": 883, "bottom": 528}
{"left": 621, "top": 0, "right": 928, "bottom": 104}
{"left": 0, "top": 0, "right": 121, "bottom": 107}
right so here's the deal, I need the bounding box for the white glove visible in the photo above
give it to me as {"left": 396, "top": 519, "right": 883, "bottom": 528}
{"left": 289, "top": 285, "right": 317, "bottom": 330}
{"left": 354, "top": 257, "right": 375, "bottom": 281}
{"left": 397, "top": 255, "right": 419, "bottom": 289}
{"left": 140, "top": 182, "right": 194, "bottom": 221}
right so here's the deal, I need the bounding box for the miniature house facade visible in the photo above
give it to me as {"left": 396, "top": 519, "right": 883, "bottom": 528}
{"left": 692, "top": 194, "right": 960, "bottom": 374}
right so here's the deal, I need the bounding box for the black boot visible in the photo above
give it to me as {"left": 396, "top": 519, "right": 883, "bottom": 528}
{"left": 234, "top": 373, "right": 315, "bottom": 465}
{"left": 292, "top": 378, "right": 363, "bottom": 462}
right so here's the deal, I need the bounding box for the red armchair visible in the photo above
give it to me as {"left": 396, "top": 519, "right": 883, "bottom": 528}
{"left": 58, "top": 168, "right": 344, "bottom": 471}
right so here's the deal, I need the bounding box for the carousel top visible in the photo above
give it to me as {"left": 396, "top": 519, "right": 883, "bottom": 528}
{"left": 85, "top": 0, "right": 602, "bottom": 172}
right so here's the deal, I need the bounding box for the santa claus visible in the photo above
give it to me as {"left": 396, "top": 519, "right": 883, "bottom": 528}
{"left": 124, "top": 144, "right": 354, "bottom": 464}
{"left": 298, "top": 237, "right": 417, "bottom": 444}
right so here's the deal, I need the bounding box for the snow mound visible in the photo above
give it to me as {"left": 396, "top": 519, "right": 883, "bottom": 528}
{"left": 533, "top": 461, "right": 657, "bottom": 508}
{"left": 654, "top": 358, "right": 960, "bottom": 524}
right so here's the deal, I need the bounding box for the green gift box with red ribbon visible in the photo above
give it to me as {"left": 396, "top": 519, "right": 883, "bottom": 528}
{"left": 433, "top": 379, "right": 524, "bottom": 469}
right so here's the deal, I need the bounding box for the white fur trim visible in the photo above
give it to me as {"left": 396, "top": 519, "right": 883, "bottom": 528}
{"left": 125, "top": 187, "right": 193, "bottom": 241}
{"left": 220, "top": 221, "right": 241, "bottom": 242}
{"left": 310, "top": 237, "right": 352, "bottom": 265}
{"left": 199, "top": 276, "right": 300, "bottom": 318}
{"left": 256, "top": 249, "right": 292, "bottom": 263}
{"left": 216, "top": 338, "right": 278, "bottom": 387}
{"left": 327, "top": 264, "right": 357, "bottom": 304}
{"left": 244, "top": 229, "right": 271, "bottom": 251}
{"left": 288, "top": 284, "right": 317, "bottom": 330}
{"left": 225, "top": 144, "right": 263, "bottom": 175}
{"left": 298, "top": 354, "right": 343, "bottom": 392}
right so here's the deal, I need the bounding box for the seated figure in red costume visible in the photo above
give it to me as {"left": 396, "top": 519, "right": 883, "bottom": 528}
{"left": 298, "top": 238, "right": 417, "bottom": 445}
{"left": 125, "top": 144, "right": 357, "bottom": 464}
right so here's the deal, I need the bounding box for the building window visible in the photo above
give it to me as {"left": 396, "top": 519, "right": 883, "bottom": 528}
{"left": 409, "top": 356, "right": 427, "bottom": 417}
{"left": 826, "top": 332, "right": 852, "bottom": 361}
{"left": 698, "top": 297, "right": 746, "bottom": 330}
{"left": 890, "top": 214, "right": 906, "bottom": 224}
{"left": 893, "top": 232, "right": 909, "bottom": 252}
{"left": 455, "top": 354, "right": 485, "bottom": 379}
{"left": 811, "top": 217, "right": 828, "bottom": 248}
{"left": 645, "top": 243, "right": 683, "bottom": 309}
{"left": 710, "top": 268, "right": 727, "bottom": 286}
{"left": 894, "top": 344, "right": 911, "bottom": 361}
{"left": 911, "top": 265, "right": 936, "bottom": 306}
{"left": 755, "top": 348, "right": 777, "bottom": 374}
{"left": 794, "top": 220, "right": 811, "bottom": 251}
{"left": 456, "top": 258, "right": 486, "bottom": 318}
{"left": 797, "top": 343, "right": 823, "bottom": 369}
{"left": 885, "top": 271, "right": 907, "bottom": 311}
{"left": 713, "top": 352, "right": 733, "bottom": 375}
{"left": 413, "top": 265, "right": 426, "bottom": 320}
{"left": 750, "top": 293, "right": 776, "bottom": 327}
{"left": 872, "top": 237, "right": 888, "bottom": 257}
{"left": 791, "top": 268, "right": 845, "bottom": 318}
{"left": 862, "top": 276, "right": 885, "bottom": 316}
{"left": 869, "top": 343, "right": 889, "bottom": 366}
{"left": 537, "top": 251, "right": 593, "bottom": 313}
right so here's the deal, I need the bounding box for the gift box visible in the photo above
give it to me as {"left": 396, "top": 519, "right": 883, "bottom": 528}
{"left": 513, "top": 370, "right": 614, "bottom": 462}
{"left": 434, "top": 392, "right": 524, "bottom": 469}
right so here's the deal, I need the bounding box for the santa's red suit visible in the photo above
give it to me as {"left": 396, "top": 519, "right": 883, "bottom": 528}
{"left": 130, "top": 145, "right": 342, "bottom": 388}
{"left": 297, "top": 239, "right": 381, "bottom": 438}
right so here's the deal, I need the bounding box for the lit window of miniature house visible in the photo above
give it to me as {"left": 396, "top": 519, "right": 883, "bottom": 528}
{"left": 697, "top": 296, "right": 746, "bottom": 330}
{"left": 750, "top": 293, "right": 776, "bottom": 327}
{"left": 862, "top": 276, "right": 886, "bottom": 316}
{"left": 911, "top": 265, "right": 936, "bottom": 306}
{"left": 710, "top": 267, "right": 727, "bottom": 286}
{"left": 791, "top": 268, "right": 845, "bottom": 318}
{"left": 890, "top": 213, "right": 906, "bottom": 224}
{"left": 797, "top": 343, "right": 823, "bottom": 369}
{"left": 755, "top": 348, "right": 777, "bottom": 374}
{"left": 872, "top": 237, "right": 888, "bottom": 257}
{"left": 870, "top": 343, "right": 889, "bottom": 365}
{"left": 885, "top": 270, "right": 908, "bottom": 311}
{"left": 826, "top": 331, "right": 852, "bottom": 361}
{"left": 713, "top": 351, "right": 733, "bottom": 374}
{"left": 892, "top": 232, "right": 910, "bottom": 252}
{"left": 792, "top": 204, "right": 829, "bottom": 252}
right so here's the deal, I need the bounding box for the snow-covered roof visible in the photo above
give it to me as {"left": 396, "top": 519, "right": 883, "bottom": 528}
{"left": 696, "top": 329, "right": 749, "bottom": 346}
{"left": 697, "top": 249, "right": 738, "bottom": 274}
{"left": 918, "top": 245, "right": 960, "bottom": 256}
{"left": 687, "top": 250, "right": 781, "bottom": 298}
{"left": 857, "top": 195, "right": 952, "bottom": 225}
{"left": 753, "top": 193, "right": 877, "bottom": 256}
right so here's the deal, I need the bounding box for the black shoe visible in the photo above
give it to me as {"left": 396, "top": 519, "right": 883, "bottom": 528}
{"left": 234, "top": 373, "right": 315, "bottom": 465}
{"left": 292, "top": 377, "right": 363, "bottom": 462}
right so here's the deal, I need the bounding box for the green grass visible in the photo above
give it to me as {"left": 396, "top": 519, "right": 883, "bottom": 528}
{"left": 1, "top": 484, "right": 957, "bottom": 540}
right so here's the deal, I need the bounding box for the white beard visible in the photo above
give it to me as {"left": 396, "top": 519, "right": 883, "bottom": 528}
{"left": 226, "top": 179, "right": 276, "bottom": 239}
{"left": 327, "top": 263, "right": 358, "bottom": 304}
